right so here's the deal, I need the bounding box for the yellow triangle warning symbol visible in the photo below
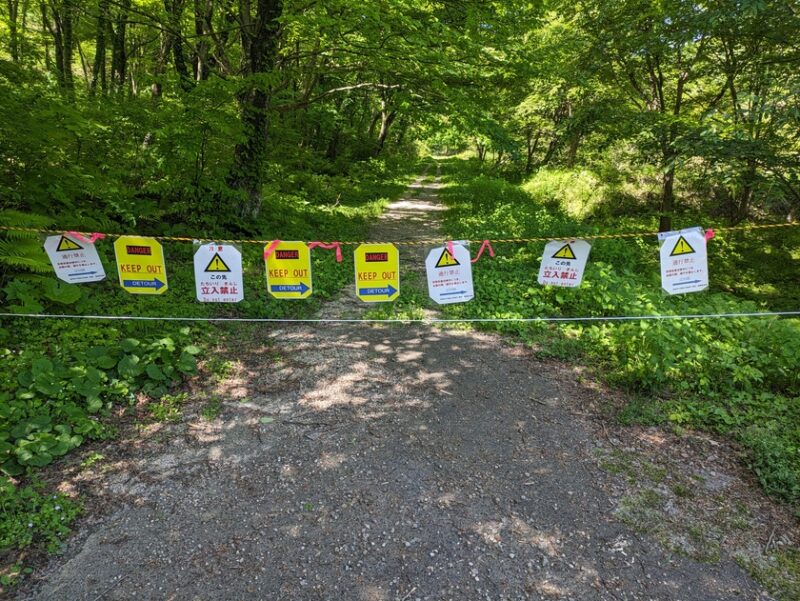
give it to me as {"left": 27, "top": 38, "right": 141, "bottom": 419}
{"left": 435, "top": 248, "right": 460, "bottom": 268}
{"left": 205, "top": 253, "right": 231, "bottom": 272}
{"left": 56, "top": 236, "right": 83, "bottom": 252}
{"left": 552, "top": 244, "right": 577, "bottom": 260}
{"left": 670, "top": 236, "right": 695, "bottom": 256}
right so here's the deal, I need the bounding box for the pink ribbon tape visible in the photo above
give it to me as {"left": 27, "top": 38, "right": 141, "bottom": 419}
{"left": 308, "top": 241, "right": 343, "bottom": 263}
{"left": 66, "top": 231, "right": 105, "bottom": 244}
{"left": 263, "top": 240, "right": 282, "bottom": 260}
{"left": 471, "top": 240, "right": 495, "bottom": 263}
{"left": 446, "top": 240, "right": 455, "bottom": 257}
{"left": 705, "top": 229, "right": 715, "bottom": 241}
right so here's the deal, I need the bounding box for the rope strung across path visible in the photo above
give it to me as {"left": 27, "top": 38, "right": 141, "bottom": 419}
{"left": 2, "top": 311, "right": 799, "bottom": 323}
{"left": 1, "top": 221, "right": 798, "bottom": 246}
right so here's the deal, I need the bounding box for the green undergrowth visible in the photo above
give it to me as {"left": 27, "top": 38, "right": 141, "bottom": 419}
{"left": 0, "top": 159, "right": 417, "bottom": 582}
{"left": 0, "top": 318, "right": 204, "bottom": 579}
{"left": 1, "top": 157, "right": 416, "bottom": 322}
{"left": 436, "top": 158, "right": 800, "bottom": 507}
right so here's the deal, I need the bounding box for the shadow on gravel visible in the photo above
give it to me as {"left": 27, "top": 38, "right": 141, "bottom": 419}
{"left": 21, "top": 323, "right": 770, "bottom": 600}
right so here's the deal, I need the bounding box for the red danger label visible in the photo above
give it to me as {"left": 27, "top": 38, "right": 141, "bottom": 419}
{"left": 365, "top": 252, "right": 388, "bottom": 262}
{"left": 126, "top": 245, "right": 152, "bottom": 255}
{"left": 275, "top": 250, "right": 300, "bottom": 260}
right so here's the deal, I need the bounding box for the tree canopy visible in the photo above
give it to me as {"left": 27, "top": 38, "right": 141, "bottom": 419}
{"left": 0, "top": 0, "right": 798, "bottom": 235}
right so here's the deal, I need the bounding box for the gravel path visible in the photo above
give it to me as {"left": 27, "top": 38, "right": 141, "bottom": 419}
{"left": 19, "top": 167, "right": 772, "bottom": 600}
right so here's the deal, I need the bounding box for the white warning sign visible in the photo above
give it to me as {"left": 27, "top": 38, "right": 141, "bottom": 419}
{"left": 537, "top": 240, "right": 591, "bottom": 288}
{"left": 659, "top": 229, "right": 708, "bottom": 295}
{"left": 193, "top": 243, "right": 244, "bottom": 302}
{"left": 426, "top": 243, "right": 474, "bottom": 304}
{"left": 43, "top": 234, "right": 106, "bottom": 284}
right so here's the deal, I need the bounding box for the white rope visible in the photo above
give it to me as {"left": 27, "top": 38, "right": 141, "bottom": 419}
{"left": 1, "top": 311, "right": 799, "bottom": 323}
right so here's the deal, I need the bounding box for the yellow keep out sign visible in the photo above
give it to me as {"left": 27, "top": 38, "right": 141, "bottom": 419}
{"left": 114, "top": 236, "right": 168, "bottom": 294}
{"left": 354, "top": 243, "right": 399, "bottom": 302}
{"left": 265, "top": 241, "right": 312, "bottom": 299}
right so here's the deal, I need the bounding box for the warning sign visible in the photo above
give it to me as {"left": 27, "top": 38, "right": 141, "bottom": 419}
{"left": 551, "top": 243, "right": 577, "bottom": 260}
{"left": 537, "top": 239, "right": 592, "bottom": 288}
{"left": 194, "top": 243, "right": 243, "bottom": 303}
{"left": 426, "top": 244, "right": 474, "bottom": 304}
{"left": 43, "top": 234, "right": 106, "bottom": 284}
{"left": 265, "top": 241, "right": 312, "bottom": 299}
{"left": 660, "top": 229, "right": 708, "bottom": 295}
{"left": 354, "top": 243, "right": 400, "bottom": 302}
{"left": 435, "top": 248, "right": 460, "bottom": 268}
{"left": 56, "top": 236, "right": 82, "bottom": 252}
{"left": 669, "top": 236, "right": 695, "bottom": 256}
{"left": 114, "top": 236, "right": 168, "bottom": 295}
{"left": 205, "top": 253, "right": 230, "bottom": 272}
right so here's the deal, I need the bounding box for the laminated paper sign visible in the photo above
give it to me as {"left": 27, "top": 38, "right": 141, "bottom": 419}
{"left": 114, "top": 236, "right": 168, "bottom": 294}
{"left": 425, "top": 244, "right": 474, "bottom": 304}
{"left": 354, "top": 243, "right": 400, "bottom": 302}
{"left": 538, "top": 240, "right": 591, "bottom": 288}
{"left": 194, "top": 243, "right": 244, "bottom": 302}
{"left": 660, "top": 229, "right": 708, "bottom": 295}
{"left": 265, "top": 241, "right": 313, "bottom": 299}
{"left": 44, "top": 234, "right": 106, "bottom": 284}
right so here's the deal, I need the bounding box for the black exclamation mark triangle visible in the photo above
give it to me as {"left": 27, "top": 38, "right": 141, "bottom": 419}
{"left": 205, "top": 253, "right": 231, "bottom": 272}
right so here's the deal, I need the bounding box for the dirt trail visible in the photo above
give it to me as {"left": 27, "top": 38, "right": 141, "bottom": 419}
{"left": 20, "top": 168, "right": 778, "bottom": 600}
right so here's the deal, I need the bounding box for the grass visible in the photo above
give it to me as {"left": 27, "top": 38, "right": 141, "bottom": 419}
{"left": 200, "top": 396, "right": 223, "bottom": 421}
{"left": 0, "top": 157, "right": 420, "bottom": 582}
{"left": 429, "top": 157, "right": 800, "bottom": 507}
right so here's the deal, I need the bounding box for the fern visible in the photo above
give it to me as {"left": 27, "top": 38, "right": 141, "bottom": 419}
{"left": 0, "top": 209, "right": 53, "bottom": 229}
{"left": 0, "top": 210, "right": 54, "bottom": 276}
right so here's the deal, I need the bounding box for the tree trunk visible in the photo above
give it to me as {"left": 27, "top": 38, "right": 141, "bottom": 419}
{"left": 395, "top": 119, "right": 408, "bottom": 146}
{"left": 227, "top": 0, "right": 283, "bottom": 219}
{"left": 525, "top": 128, "right": 540, "bottom": 174}
{"left": 375, "top": 108, "right": 397, "bottom": 155}
{"left": 165, "top": 0, "right": 192, "bottom": 90}
{"left": 41, "top": 0, "right": 74, "bottom": 96}
{"left": 6, "top": 0, "right": 20, "bottom": 61}
{"left": 109, "top": 0, "right": 130, "bottom": 94}
{"left": 90, "top": 0, "right": 108, "bottom": 95}
{"left": 367, "top": 111, "right": 381, "bottom": 137}
{"left": 40, "top": 2, "right": 65, "bottom": 89}
{"left": 659, "top": 151, "right": 676, "bottom": 232}
{"left": 326, "top": 128, "right": 341, "bottom": 160}
{"left": 733, "top": 158, "right": 757, "bottom": 225}
{"left": 60, "top": 0, "right": 74, "bottom": 95}
{"left": 566, "top": 132, "right": 581, "bottom": 167}
{"left": 193, "top": 0, "right": 211, "bottom": 81}
{"left": 540, "top": 136, "right": 559, "bottom": 167}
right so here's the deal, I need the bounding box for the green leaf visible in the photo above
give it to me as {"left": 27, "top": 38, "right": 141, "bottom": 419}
{"left": 42, "top": 280, "right": 82, "bottom": 304}
{"left": 146, "top": 364, "right": 166, "bottom": 381}
{"left": 120, "top": 339, "right": 141, "bottom": 353}
{"left": 177, "top": 352, "right": 197, "bottom": 374}
{"left": 87, "top": 347, "right": 118, "bottom": 369}
{"left": 117, "top": 354, "right": 143, "bottom": 378}
{"left": 31, "top": 357, "right": 54, "bottom": 377}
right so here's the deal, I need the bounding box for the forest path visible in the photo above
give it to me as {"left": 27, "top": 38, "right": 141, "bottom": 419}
{"left": 22, "top": 166, "right": 772, "bottom": 600}
{"left": 318, "top": 164, "right": 445, "bottom": 320}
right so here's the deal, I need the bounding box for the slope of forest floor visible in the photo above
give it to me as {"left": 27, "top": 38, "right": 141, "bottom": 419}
{"left": 10, "top": 163, "right": 799, "bottom": 600}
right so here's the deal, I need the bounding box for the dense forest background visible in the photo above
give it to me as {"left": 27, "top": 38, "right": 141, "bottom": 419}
{"left": 1, "top": 0, "right": 800, "bottom": 592}
{"left": 1, "top": 0, "right": 798, "bottom": 244}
